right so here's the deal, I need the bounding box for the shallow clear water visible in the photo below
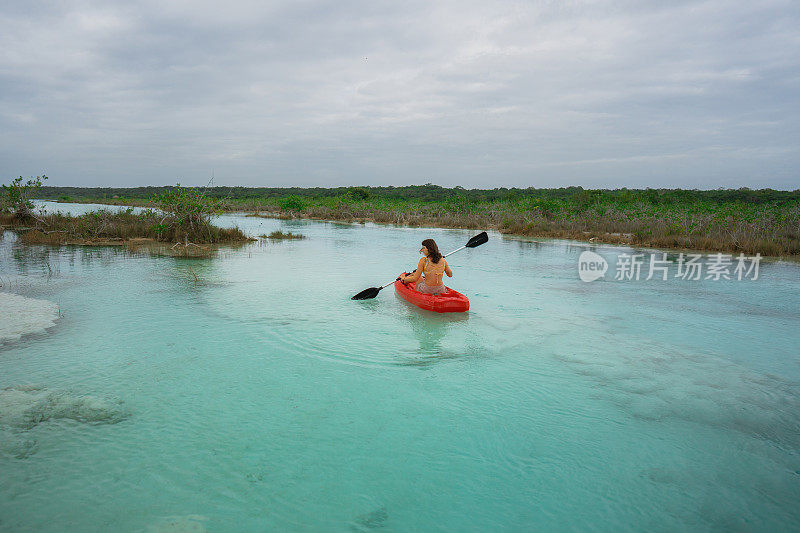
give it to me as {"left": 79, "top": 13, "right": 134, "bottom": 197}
{"left": 1, "top": 201, "right": 799, "bottom": 531}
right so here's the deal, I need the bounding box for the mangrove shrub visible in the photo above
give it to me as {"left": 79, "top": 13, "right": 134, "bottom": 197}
{"left": 150, "top": 183, "right": 227, "bottom": 242}
{"left": 2, "top": 175, "right": 47, "bottom": 220}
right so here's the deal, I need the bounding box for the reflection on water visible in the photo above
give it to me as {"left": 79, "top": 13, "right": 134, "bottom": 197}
{"left": 398, "top": 299, "right": 471, "bottom": 366}
{"left": 1, "top": 201, "right": 799, "bottom": 531}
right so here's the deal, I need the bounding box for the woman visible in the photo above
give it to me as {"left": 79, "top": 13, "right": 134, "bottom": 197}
{"left": 400, "top": 239, "right": 453, "bottom": 295}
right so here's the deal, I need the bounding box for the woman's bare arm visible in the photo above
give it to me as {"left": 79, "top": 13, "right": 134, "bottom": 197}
{"left": 445, "top": 260, "right": 453, "bottom": 277}
{"left": 402, "top": 258, "right": 426, "bottom": 283}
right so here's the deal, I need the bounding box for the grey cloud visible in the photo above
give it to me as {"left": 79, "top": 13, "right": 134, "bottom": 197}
{"left": 0, "top": 0, "right": 797, "bottom": 188}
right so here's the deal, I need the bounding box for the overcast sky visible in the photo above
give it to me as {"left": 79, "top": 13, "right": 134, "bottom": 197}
{"left": 1, "top": 0, "right": 797, "bottom": 189}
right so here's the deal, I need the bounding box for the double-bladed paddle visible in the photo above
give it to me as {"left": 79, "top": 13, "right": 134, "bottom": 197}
{"left": 351, "top": 231, "right": 488, "bottom": 300}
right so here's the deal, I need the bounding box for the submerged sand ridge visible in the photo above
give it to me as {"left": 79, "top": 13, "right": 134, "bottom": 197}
{"left": 0, "top": 292, "right": 60, "bottom": 345}
{"left": 0, "top": 385, "right": 129, "bottom": 459}
{"left": 0, "top": 385, "right": 128, "bottom": 429}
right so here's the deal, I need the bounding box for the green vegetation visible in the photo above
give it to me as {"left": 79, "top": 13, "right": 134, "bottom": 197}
{"left": 31, "top": 184, "right": 800, "bottom": 256}
{"left": 2, "top": 175, "right": 47, "bottom": 220}
{"left": 277, "top": 195, "right": 307, "bottom": 212}
{"left": 149, "top": 184, "right": 231, "bottom": 243}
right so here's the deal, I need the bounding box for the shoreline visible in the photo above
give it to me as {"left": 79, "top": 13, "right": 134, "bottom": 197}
{"left": 23, "top": 198, "right": 800, "bottom": 259}
{"left": 242, "top": 211, "right": 792, "bottom": 260}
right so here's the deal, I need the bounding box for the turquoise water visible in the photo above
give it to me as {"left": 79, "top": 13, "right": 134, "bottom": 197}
{"left": 1, "top": 201, "right": 799, "bottom": 531}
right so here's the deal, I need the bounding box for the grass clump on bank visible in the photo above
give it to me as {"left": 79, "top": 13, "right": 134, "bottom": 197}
{"left": 259, "top": 230, "right": 305, "bottom": 240}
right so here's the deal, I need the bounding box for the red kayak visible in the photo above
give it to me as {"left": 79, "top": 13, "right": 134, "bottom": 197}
{"left": 394, "top": 274, "right": 470, "bottom": 313}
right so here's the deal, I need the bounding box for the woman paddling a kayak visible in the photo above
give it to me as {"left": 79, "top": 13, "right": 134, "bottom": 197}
{"left": 400, "top": 239, "right": 453, "bottom": 294}
{"left": 352, "top": 232, "right": 485, "bottom": 311}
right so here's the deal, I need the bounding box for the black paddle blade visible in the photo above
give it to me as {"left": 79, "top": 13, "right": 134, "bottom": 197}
{"left": 351, "top": 286, "right": 382, "bottom": 300}
{"left": 466, "top": 231, "right": 488, "bottom": 248}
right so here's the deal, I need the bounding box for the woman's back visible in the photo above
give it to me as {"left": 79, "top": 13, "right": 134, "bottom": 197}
{"left": 399, "top": 239, "right": 454, "bottom": 295}
{"left": 422, "top": 257, "right": 447, "bottom": 286}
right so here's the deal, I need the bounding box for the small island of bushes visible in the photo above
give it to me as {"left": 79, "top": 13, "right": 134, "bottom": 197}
{"left": 1, "top": 176, "right": 252, "bottom": 256}
{"left": 259, "top": 231, "right": 305, "bottom": 240}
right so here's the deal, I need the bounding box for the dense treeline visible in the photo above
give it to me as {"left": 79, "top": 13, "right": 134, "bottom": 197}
{"left": 36, "top": 184, "right": 800, "bottom": 205}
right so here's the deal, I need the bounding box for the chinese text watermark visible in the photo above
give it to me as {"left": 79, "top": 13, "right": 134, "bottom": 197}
{"left": 578, "top": 251, "right": 760, "bottom": 282}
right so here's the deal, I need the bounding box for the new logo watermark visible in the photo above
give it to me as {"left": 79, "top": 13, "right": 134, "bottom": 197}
{"left": 578, "top": 251, "right": 608, "bottom": 282}
{"left": 578, "top": 251, "right": 761, "bottom": 282}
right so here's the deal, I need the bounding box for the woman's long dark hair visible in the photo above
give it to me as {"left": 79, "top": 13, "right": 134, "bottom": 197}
{"left": 421, "top": 239, "right": 442, "bottom": 263}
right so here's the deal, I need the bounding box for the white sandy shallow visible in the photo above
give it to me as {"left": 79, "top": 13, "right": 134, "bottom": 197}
{"left": 0, "top": 292, "right": 60, "bottom": 345}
